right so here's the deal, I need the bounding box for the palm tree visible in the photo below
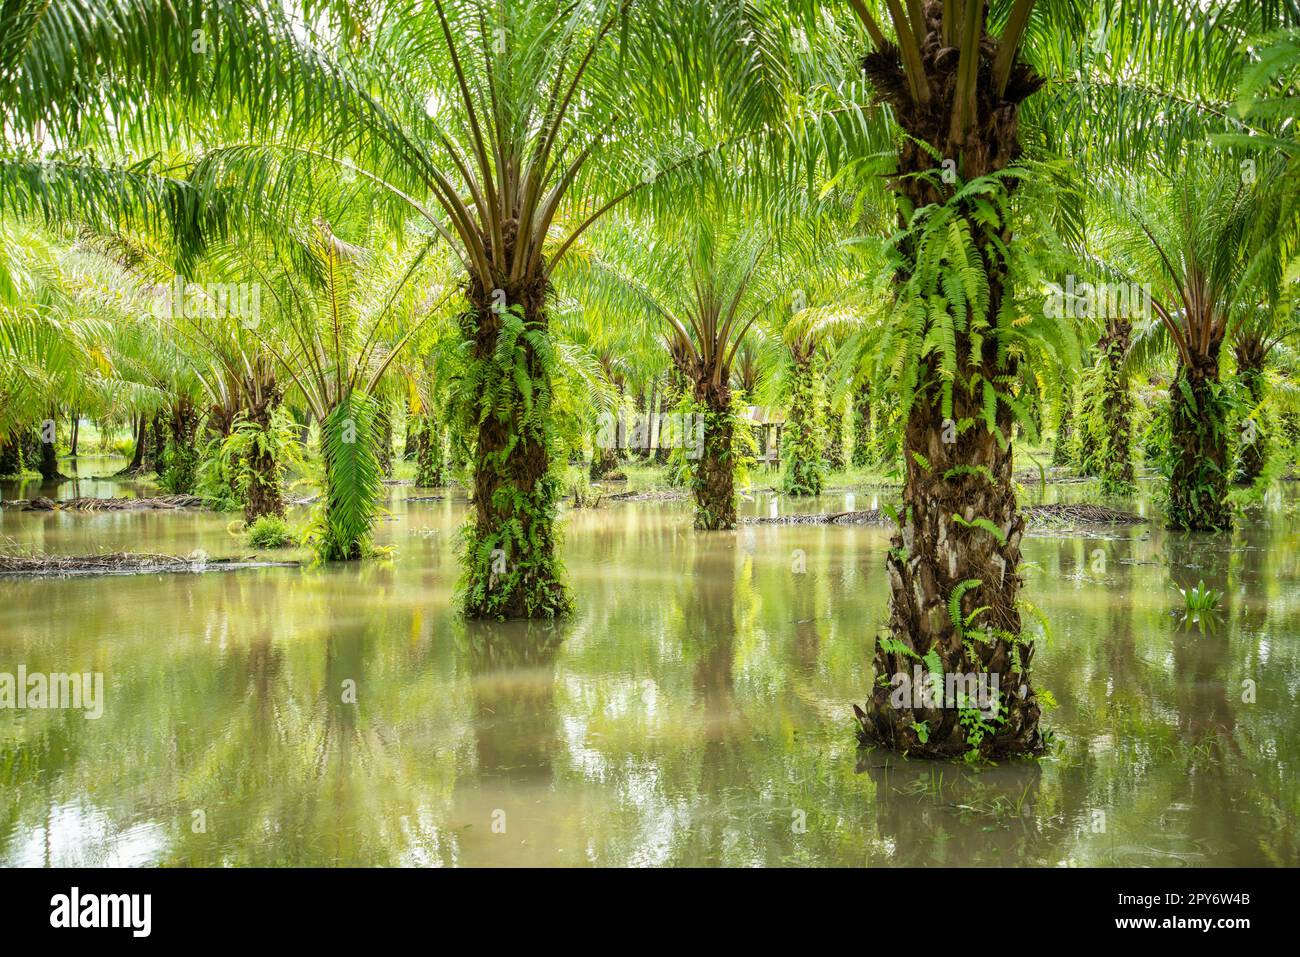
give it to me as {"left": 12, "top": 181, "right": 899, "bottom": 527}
{"left": 799, "top": 0, "right": 1290, "bottom": 759}
{"left": 1222, "top": 25, "right": 1300, "bottom": 484}
{"left": 1232, "top": 299, "right": 1300, "bottom": 484}
{"left": 242, "top": 216, "right": 451, "bottom": 559}
{"left": 824, "top": 0, "right": 1080, "bottom": 757}
{"left": 404, "top": 340, "right": 453, "bottom": 490}
{"left": 1095, "top": 156, "right": 1292, "bottom": 528}
{"left": 78, "top": 226, "right": 297, "bottom": 506}
{"left": 560, "top": 214, "right": 778, "bottom": 530}
{"left": 778, "top": 312, "right": 833, "bottom": 497}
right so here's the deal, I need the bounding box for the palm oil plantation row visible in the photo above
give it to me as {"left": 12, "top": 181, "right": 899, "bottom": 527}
{"left": 1, "top": 0, "right": 1298, "bottom": 762}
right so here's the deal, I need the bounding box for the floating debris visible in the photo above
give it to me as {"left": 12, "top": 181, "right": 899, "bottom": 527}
{"left": 741, "top": 503, "right": 1147, "bottom": 528}
{"left": 604, "top": 489, "right": 688, "bottom": 502}
{"left": 1023, "top": 503, "right": 1148, "bottom": 526}
{"left": 0, "top": 551, "right": 299, "bottom": 578}
{"left": 4, "top": 495, "right": 206, "bottom": 511}
{"left": 743, "top": 509, "right": 887, "bottom": 526}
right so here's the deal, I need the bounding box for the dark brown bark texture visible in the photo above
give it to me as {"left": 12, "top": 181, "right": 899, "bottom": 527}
{"left": 858, "top": 2, "right": 1045, "bottom": 758}
{"left": 38, "top": 417, "right": 62, "bottom": 481}
{"left": 862, "top": 5, "right": 1042, "bottom": 211}
{"left": 145, "top": 411, "right": 167, "bottom": 472}
{"left": 589, "top": 440, "right": 619, "bottom": 480}
{"left": 170, "top": 398, "right": 199, "bottom": 449}
{"left": 123, "top": 414, "right": 146, "bottom": 473}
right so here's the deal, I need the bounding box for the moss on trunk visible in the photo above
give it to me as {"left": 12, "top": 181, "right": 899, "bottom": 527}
{"left": 856, "top": 2, "right": 1046, "bottom": 758}
{"left": 1051, "top": 386, "right": 1073, "bottom": 467}
{"left": 1096, "top": 319, "right": 1135, "bottom": 495}
{"left": 243, "top": 391, "right": 286, "bottom": 522}
{"left": 852, "top": 382, "right": 874, "bottom": 468}
{"left": 457, "top": 279, "right": 570, "bottom": 619}
{"left": 1234, "top": 336, "right": 1267, "bottom": 486}
{"left": 160, "top": 399, "right": 200, "bottom": 494}
{"left": 781, "top": 345, "right": 825, "bottom": 497}
{"left": 415, "top": 415, "right": 445, "bottom": 487}
{"left": 690, "top": 380, "right": 737, "bottom": 530}
{"left": 1165, "top": 351, "right": 1233, "bottom": 531}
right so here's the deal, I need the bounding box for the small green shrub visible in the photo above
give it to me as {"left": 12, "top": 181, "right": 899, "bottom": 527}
{"left": 1174, "top": 579, "right": 1224, "bottom": 633}
{"left": 1177, "top": 579, "right": 1223, "bottom": 613}
{"left": 246, "top": 515, "right": 296, "bottom": 549}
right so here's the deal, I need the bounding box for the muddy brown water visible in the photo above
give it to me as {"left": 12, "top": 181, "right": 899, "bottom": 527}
{"left": 1, "top": 457, "right": 1297, "bottom": 865}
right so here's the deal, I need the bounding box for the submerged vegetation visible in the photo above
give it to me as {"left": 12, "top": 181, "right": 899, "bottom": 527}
{"left": 0, "top": 0, "right": 1298, "bottom": 792}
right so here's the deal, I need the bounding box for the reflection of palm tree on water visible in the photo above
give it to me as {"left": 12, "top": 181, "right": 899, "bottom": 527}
{"left": 861, "top": 760, "right": 1050, "bottom": 866}
{"left": 656, "top": 542, "right": 740, "bottom": 862}
{"left": 449, "top": 621, "right": 564, "bottom": 864}
{"left": 460, "top": 622, "right": 564, "bottom": 786}
{"left": 1163, "top": 535, "right": 1243, "bottom": 861}
{"left": 1165, "top": 535, "right": 1239, "bottom": 754}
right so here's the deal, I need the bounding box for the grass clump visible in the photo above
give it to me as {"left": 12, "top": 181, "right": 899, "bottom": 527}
{"left": 246, "top": 515, "right": 297, "bottom": 549}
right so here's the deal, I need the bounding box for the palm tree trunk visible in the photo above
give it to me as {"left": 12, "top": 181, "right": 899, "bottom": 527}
{"left": 856, "top": 8, "right": 1046, "bottom": 758}
{"left": 163, "top": 398, "right": 200, "bottom": 493}
{"left": 852, "top": 382, "right": 873, "bottom": 468}
{"left": 38, "top": 414, "right": 62, "bottom": 481}
{"left": 826, "top": 393, "right": 846, "bottom": 472}
{"left": 460, "top": 280, "right": 570, "bottom": 619}
{"left": 1166, "top": 348, "right": 1232, "bottom": 530}
{"left": 375, "top": 401, "right": 393, "bottom": 478}
{"left": 402, "top": 412, "right": 417, "bottom": 461}
{"left": 781, "top": 346, "right": 824, "bottom": 496}
{"left": 123, "top": 414, "right": 146, "bottom": 473}
{"left": 244, "top": 390, "right": 285, "bottom": 521}
{"left": 861, "top": 348, "right": 1043, "bottom": 757}
{"left": 1051, "top": 386, "right": 1073, "bottom": 466}
{"left": 414, "top": 415, "right": 445, "bottom": 487}
{"left": 691, "top": 377, "right": 736, "bottom": 530}
{"left": 1097, "top": 318, "right": 1135, "bottom": 494}
{"left": 589, "top": 440, "right": 619, "bottom": 479}
{"left": 1234, "top": 336, "right": 1267, "bottom": 485}
{"left": 145, "top": 411, "right": 166, "bottom": 473}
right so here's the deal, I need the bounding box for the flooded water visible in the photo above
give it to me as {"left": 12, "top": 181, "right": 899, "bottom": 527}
{"left": 2, "top": 459, "right": 1298, "bottom": 866}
